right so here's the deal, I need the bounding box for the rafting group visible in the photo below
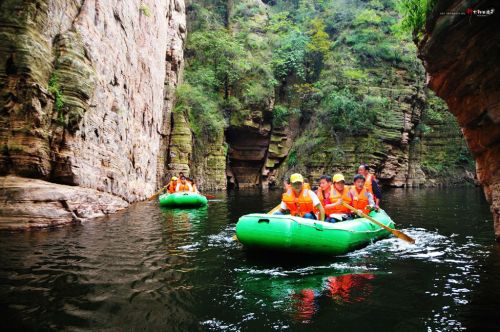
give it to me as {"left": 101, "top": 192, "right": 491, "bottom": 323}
{"left": 153, "top": 172, "right": 208, "bottom": 208}
{"left": 236, "top": 164, "right": 414, "bottom": 255}
{"left": 164, "top": 172, "right": 200, "bottom": 194}
{"left": 276, "top": 164, "right": 381, "bottom": 223}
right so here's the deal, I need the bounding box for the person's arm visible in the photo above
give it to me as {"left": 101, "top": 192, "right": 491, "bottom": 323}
{"left": 325, "top": 202, "right": 336, "bottom": 209}
{"left": 309, "top": 191, "right": 325, "bottom": 221}
{"left": 279, "top": 201, "right": 287, "bottom": 213}
{"left": 365, "top": 192, "right": 376, "bottom": 210}
{"left": 316, "top": 203, "right": 325, "bottom": 221}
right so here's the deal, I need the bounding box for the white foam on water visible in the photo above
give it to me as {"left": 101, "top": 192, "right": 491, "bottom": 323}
{"left": 234, "top": 261, "right": 376, "bottom": 277}
{"left": 206, "top": 225, "right": 238, "bottom": 248}
{"left": 200, "top": 319, "right": 239, "bottom": 331}
{"left": 178, "top": 242, "right": 201, "bottom": 251}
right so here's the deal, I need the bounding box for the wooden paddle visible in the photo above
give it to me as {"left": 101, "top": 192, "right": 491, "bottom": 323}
{"left": 148, "top": 186, "right": 167, "bottom": 201}
{"left": 341, "top": 202, "right": 415, "bottom": 244}
{"left": 267, "top": 203, "right": 282, "bottom": 215}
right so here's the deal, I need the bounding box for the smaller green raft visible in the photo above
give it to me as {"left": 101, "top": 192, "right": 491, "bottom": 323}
{"left": 158, "top": 193, "right": 208, "bottom": 208}
{"left": 235, "top": 210, "right": 396, "bottom": 255}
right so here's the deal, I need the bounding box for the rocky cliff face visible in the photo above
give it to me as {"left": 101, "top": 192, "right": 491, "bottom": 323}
{"left": 0, "top": 0, "right": 186, "bottom": 229}
{"left": 417, "top": 0, "right": 499, "bottom": 239}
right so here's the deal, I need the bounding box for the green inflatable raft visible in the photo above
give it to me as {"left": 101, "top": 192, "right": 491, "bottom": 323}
{"left": 158, "top": 192, "right": 208, "bottom": 208}
{"left": 235, "top": 210, "right": 395, "bottom": 255}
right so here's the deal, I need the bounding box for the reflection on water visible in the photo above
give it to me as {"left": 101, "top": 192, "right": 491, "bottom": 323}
{"left": 326, "top": 273, "right": 374, "bottom": 304}
{"left": 1, "top": 188, "right": 499, "bottom": 331}
{"left": 289, "top": 273, "right": 376, "bottom": 323}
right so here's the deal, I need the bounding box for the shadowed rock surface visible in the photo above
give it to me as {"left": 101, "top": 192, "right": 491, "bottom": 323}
{"left": 0, "top": 176, "right": 128, "bottom": 229}
{"left": 417, "top": 0, "right": 499, "bottom": 239}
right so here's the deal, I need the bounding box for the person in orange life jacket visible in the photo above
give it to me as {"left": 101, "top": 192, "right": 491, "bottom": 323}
{"left": 178, "top": 172, "right": 196, "bottom": 188}
{"left": 317, "top": 174, "right": 353, "bottom": 223}
{"left": 166, "top": 176, "right": 178, "bottom": 193}
{"left": 316, "top": 175, "right": 335, "bottom": 223}
{"left": 175, "top": 176, "right": 193, "bottom": 192}
{"left": 275, "top": 173, "right": 325, "bottom": 221}
{"left": 349, "top": 174, "right": 377, "bottom": 215}
{"left": 357, "top": 164, "right": 381, "bottom": 207}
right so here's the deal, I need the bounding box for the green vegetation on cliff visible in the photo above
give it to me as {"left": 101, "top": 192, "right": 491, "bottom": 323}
{"left": 176, "top": 0, "right": 473, "bottom": 187}
{"left": 395, "top": 0, "right": 437, "bottom": 42}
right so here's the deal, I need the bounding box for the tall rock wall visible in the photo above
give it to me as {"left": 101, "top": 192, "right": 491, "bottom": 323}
{"left": 417, "top": 0, "right": 499, "bottom": 239}
{"left": 0, "top": 0, "right": 186, "bottom": 229}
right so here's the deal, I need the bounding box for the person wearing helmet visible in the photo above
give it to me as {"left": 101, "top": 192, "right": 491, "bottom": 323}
{"left": 318, "top": 173, "right": 354, "bottom": 222}
{"left": 357, "top": 164, "right": 381, "bottom": 207}
{"left": 275, "top": 173, "right": 325, "bottom": 221}
{"left": 349, "top": 174, "right": 377, "bottom": 215}
{"left": 166, "top": 176, "right": 178, "bottom": 193}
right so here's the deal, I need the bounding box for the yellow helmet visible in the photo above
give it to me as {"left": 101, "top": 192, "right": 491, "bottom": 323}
{"left": 290, "top": 173, "right": 304, "bottom": 183}
{"left": 171, "top": 176, "right": 178, "bottom": 181}
{"left": 332, "top": 173, "right": 345, "bottom": 183}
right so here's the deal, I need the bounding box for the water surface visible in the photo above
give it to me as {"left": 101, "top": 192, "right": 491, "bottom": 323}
{"left": 1, "top": 187, "right": 498, "bottom": 331}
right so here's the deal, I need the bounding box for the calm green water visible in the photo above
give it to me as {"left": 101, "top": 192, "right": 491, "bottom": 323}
{"left": 1, "top": 187, "right": 499, "bottom": 331}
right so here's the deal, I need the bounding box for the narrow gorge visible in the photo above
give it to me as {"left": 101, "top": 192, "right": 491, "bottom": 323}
{"left": 1, "top": 0, "right": 496, "bottom": 238}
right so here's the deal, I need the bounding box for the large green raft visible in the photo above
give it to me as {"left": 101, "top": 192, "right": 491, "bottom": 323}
{"left": 235, "top": 210, "right": 395, "bottom": 255}
{"left": 158, "top": 192, "right": 208, "bottom": 208}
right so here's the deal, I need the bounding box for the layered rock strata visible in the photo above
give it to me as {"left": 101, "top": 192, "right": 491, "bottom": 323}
{"left": 0, "top": 0, "right": 186, "bottom": 229}
{"left": 0, "top": 176, "right": 128, "bottom": 229}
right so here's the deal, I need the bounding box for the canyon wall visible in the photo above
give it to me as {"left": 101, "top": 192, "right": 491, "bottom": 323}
{"left": 417, "top": 0, "right": 499, "bottom": 239}
{"left": 0, "top": 0, "right": 186, "bottom": 229}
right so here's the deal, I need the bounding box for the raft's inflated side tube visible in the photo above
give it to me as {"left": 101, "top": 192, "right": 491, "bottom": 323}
{"left": 159, "top": 193, "right": 208, "bottom": 208}
{"left": 235, "top": 210, "right": 395, "bottom": 255}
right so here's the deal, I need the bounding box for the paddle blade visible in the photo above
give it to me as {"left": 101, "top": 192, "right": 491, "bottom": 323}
{"left": 204, "top": 194, "right": 216, "bottom": 199}
{"left": 340, "top": 201, "right": 415, "bottom": 244}
{"left": 148, "top": 192, "right": 161, "bottom": 201}
{"left": 392, "top": 229, "right": 416, "bottom": 244}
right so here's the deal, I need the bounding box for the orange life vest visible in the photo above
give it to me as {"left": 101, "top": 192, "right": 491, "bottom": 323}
{"left": 317, "top": 186, "right": 352, "bottom": 215}
{"left": 364, "top": 173, "right": 376, "bottom": 196}
{"left": 330, "top": 186, "right": 352, "bottom": 214}
{"left": 282, "top": 189, "right": 315, "bottom": 217}
{"left": 350, "top": 187, "right": 371, "bottom": 214}
{"left": 167, "top": 180, "right": 177, "bottom": 193}
{"left": 176, "top": 182, "right": 193, "bottom": 192}
{"left": 303, "top": 183, "right": 311, "bottom": 190}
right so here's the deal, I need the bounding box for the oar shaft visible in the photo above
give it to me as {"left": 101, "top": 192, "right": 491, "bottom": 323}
{"left": 148, "top": 186, "right": 167, "bottom": 201}
{"left": 341, "top": 202, "right": 415, "bottom": 244}
{"left": 267, "top": 204, "right": 282, "bottom": 215}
